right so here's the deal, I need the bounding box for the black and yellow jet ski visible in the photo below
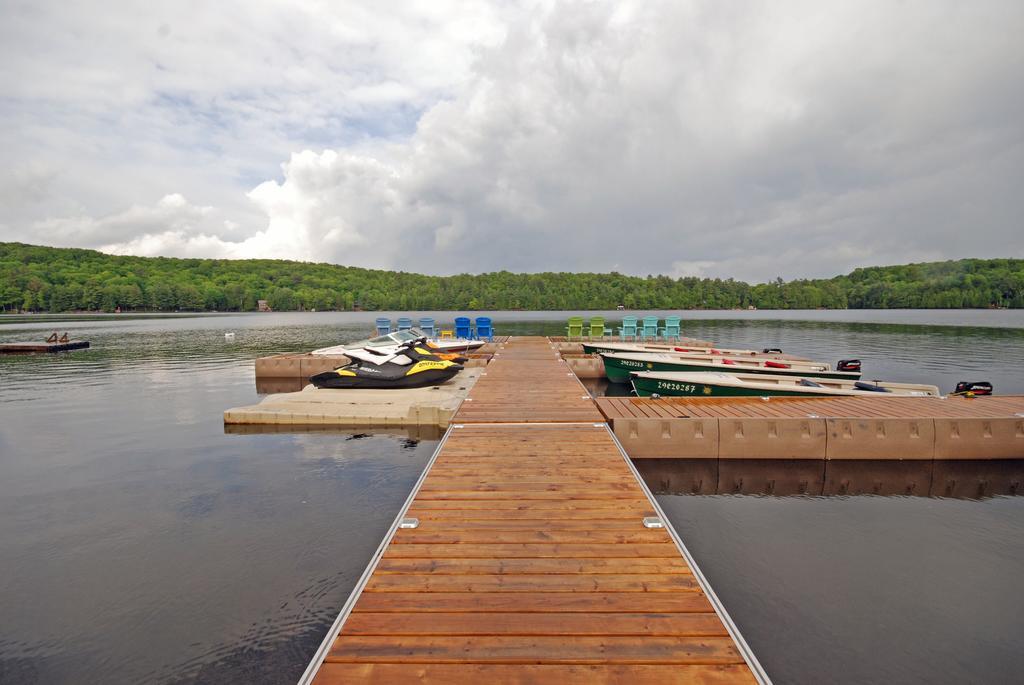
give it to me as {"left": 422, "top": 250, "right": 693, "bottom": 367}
{"left": 310, "top": 341, "right": 464, "bottom": 389}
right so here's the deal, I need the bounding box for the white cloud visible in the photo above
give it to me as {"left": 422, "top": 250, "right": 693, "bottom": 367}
{"left": 22, "top": 193, "right": 221, "bottom": 254}
{"left": 1, "top": 1, "right": 1022, "bottom": 281}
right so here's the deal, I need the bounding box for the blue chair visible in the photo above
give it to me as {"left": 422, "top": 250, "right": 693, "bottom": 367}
{"left": 454, "top": 316, "right": 473, "bottom": 339}
{"left": 375, "top": 317, "right": 391, "bottom": 335}
{"left": 639, "top": 316, "right": 660, "bottom": 341}
{"left": 660, "top": 315, "right": 681, "bottom": 341}
{"left": 418, "top": 317, "right": 436, "bottom": 337}
{"left": 396, "top": 317, "right": 413, "bottom": 332}
{"left": 475, "top": 316, "right": 494, "bottom": 341}
{"left": 617, "top": 315, "right": 638, "bottom": 340}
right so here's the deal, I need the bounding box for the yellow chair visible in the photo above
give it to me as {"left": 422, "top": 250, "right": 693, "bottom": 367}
{"left": 439, "top": 329, "right": 454, "bottom": 340}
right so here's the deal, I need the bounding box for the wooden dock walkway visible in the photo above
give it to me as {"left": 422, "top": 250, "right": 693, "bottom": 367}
{"left": 301, "top": 337, "right": 767, "bottom": 684}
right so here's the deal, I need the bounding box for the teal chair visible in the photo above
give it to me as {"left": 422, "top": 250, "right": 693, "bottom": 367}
{"left": 418, "top": 317, "right": 435, "bottom": 336}
{"left": 639, "top": 316, "right": 660, "bottom": 341}
{"left": 660, "top": 315, "right": 681, "bottom": 341}
{"left": 617, "top": 315, "right": 638, "bottom": 341}
{"left": 587, "top": 316, "right": 611, "bottom": 339}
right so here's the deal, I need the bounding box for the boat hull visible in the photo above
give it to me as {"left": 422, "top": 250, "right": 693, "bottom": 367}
{"left": 631, "top": 375, "right": 840, "bottom": 398}
{"left": 602, "top": 354, "right": 858, "bottom": 383}
{"left": 630, "top": 372, "right": 938, "bottom": 398}
{"left": 429, "top": 340, "right": 485, "bottom": 353}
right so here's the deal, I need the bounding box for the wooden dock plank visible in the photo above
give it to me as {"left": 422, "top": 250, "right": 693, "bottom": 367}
{"left": 307, "top": 338, "right": 759, "bottom": 684}
{"left": 374, "top": 558, "right": 692, "bottom": 574}
{"left": 389, "top": 530, "right": 675, "bottom": 544}
{"left": 351, "top": 592, "right": 716, "bottom": 613}
{"left": 406, "top": 499, "right": 655, "bottom": 511}
{"left": 326, "top": 635, "right": 745, "bottom": 664}
{"left": 342, "top": 612, "right": 727, "bottom": 636}
{"left": 380, "top": 543, "right": 682, "bottom": 559}
{"left": 314, "top": 663, "right": 758, "bottom": 684}
{"left": 407, "top": 507, "right": 656, "bottom": 519}
{"left": 397, "top": 519, "right": 661, "bottom": 531}
{"left": 363, "top": 573, "right": 700, "bottom": 593}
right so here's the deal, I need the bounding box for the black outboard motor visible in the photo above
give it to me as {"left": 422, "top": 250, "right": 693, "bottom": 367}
{"left": 762, "top": 348, "right": 783, "bottom": 354}
{"left": 837, "top": 359, "right": 861, "bottom": 372}
{"left": 953, "top": 381, "right": 993, "bottom": 396}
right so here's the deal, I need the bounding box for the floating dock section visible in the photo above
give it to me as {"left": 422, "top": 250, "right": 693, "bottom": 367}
{"left": 599, "top": 395, "right": 1024, "bottom": 497}
{"left": 597, "top": 395, "right": 1024, "bottom": 460}
{"left": 0, "top": 340, "right": 89, "bottom": 354}
{"left": 301, "top": 337, "right": 767, "bottom": 684}
{"left": 224, "top": 369, "right": 484, "bottom": 428}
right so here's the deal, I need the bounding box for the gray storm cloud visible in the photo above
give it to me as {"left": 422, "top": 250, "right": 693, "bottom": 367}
{"left": 1, "top": 0, "right": 1021, "bottom": 281}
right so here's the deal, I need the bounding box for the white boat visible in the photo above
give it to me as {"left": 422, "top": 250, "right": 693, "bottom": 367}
{"left": 601, "top": 350, "right": 857, "bottom": 383}
{"left": 581, "top": 340, "right": 809, "bottom": 360}
{"left": 631, "top": 371, "right": 941, "bottom": 398}
{"left": 312, "top": 329, "right": 485, "bottom": 356}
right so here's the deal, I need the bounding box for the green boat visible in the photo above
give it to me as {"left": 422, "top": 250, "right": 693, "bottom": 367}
{"left": 631, "top": 371, "right": 938, "bottom": 398}
{"left": 600, "top": 351, "right": 861, "bottom": 383}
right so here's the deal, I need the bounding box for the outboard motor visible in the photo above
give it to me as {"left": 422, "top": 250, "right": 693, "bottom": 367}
{"left": 953, "top": 381, "right": 993, "bottom": 396}
{"left": 837, "top": 359, "right": 861, "bottom": 373}
{"left": 762, "top": 348, "right": 783, "bottom": 354}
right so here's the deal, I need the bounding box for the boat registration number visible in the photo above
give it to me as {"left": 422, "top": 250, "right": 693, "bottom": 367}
{"left": 657, "top": 381, "right": 697, "bottom": 393}
{"left": 620, "top": 359, "right": 648, "bottom": 368}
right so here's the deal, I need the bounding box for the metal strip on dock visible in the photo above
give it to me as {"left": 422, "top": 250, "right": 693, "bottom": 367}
{"left": 301, "top": 337, "right": 768, "bottom": 684}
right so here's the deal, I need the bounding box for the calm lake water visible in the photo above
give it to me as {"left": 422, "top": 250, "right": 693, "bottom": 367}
{"left": 1, "top": 310, "right": 1023, "bottom": 684}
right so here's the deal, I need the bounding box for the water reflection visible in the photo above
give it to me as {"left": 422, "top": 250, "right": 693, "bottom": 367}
{"left": 635, "top": 458, "right": 1024, "bottom": 499}
{"left": 224, "top": 424, "right": 443, "bottom": 441}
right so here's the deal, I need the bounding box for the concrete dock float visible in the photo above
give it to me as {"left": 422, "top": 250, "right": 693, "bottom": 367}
{"left": 224, "top": 369, "right": 483, "bottom": 428}
{"left": 300, "top": 337, "right": 767, "bottom": 684}
{"left": 599, "top": 395, "right": 1024, "bottom": 497}
{"left": 597, "top": 395, "right": 1024, "bottom": 460}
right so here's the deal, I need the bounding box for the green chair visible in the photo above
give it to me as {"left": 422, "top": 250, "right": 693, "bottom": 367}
{"left": 660, "top": 315, "right": 681, "bottom": 341}
{"left": 566, "top": 316, "right": 584, "bottom": 340}
{"left": 587, "top": 316, "right": 611, "bottom": 339}
{"left": 617, "top": 315, "right": 638, "bottom": 341}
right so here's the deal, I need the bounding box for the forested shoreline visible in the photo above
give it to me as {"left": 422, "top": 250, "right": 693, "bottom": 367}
{"left": 2, "top": 242, "right": 1022, "bottom": 312}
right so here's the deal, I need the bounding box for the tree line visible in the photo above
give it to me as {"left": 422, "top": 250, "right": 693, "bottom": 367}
{"left": 1, "top": 242, "right": 1022, "bottom": 313}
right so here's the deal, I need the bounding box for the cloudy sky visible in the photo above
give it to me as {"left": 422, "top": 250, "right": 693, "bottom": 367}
{"left": 1, "top": 1, "right": 1021, "bottom": 282}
